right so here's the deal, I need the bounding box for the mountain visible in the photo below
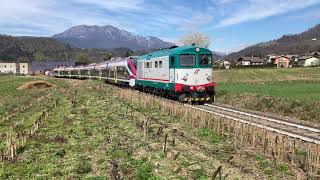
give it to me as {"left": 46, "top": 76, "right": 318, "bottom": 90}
{"left": 53, "top": 25, "right": 175, "bottom": 50}
{"left": 226, "top": 24, "right": 320, "bottom": 61}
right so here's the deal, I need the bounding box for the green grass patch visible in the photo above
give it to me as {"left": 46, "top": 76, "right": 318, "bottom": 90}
{"left": 214, "top": 67, "right": 320, "bottom": 83}
{"left": 255, "top": 155, "right": 274, "bottom": 177}
{"left": 75, "top": 156, "right": 92, "bottom": 174}
{"left": 197, "top": 127, "right": 222, "bottom": 144}
{"left": 277, "top": 164, "right": 289, "bottom": 173}
{"left": 214, "top": 68, "right": 320, "bottom": 122}
{"left": 217, "top": 80, "right": 320, "bottom": 102}
{"left": 132, "top": 157, "right": 158, "bottom": 180}
{"left": 190, "top": 169, "right": 208, "bottom": 180}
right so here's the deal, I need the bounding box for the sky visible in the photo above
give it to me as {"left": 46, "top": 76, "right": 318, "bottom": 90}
{"left": 0, "top": 0, "right": 320, "bottom": 53}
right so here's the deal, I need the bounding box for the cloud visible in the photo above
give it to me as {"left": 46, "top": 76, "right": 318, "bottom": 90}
{"left": 72, "top": 0, "right": 144, "bottom": 11}
{"left": 0, "top": 0, "right": 319, "bottom": 53}
{"left": 214, "top": 41, "right": 256, "bottom": 54}
{"left": 0, "top": 0, "right": 202, "bottom": 37}
{"left": 0, "top": 0, "right": 48, "bottom": 19}
{"left": 216, "top": 0, "right": 320, "bottom": 27}
{"left": 158, "top": 36, "right": 179, "bottom": 44}
{"left": 214, "top": 0, "right": 239, "bottom": 5}
{"left": 0, "top": 0, "right": 145, "bottom": 36}
{"left": 180, "top": 14, "right": 214, "bottom": 31}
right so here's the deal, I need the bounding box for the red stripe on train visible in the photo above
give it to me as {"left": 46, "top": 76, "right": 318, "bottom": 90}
{"left": 138, "top": 78, "right": 169, "bottom": 82}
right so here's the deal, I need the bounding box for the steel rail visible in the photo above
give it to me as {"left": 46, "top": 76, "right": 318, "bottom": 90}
{"left": 186, "top": 104, "right": 320, "bottom": 144}
{"left": 204, "top": 103, "right": 320, "bottom": 133}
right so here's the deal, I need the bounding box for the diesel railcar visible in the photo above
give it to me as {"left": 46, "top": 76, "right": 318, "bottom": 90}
{"left": 135, "top": 46, "right": 215, "bottom": 102}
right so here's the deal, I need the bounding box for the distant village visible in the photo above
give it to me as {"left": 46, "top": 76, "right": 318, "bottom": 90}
{"left": 214, "top": 52, "right": 320, "bottom": 69}
{"left": 0, "top": 61, "right": 76, "bottom": 75}
{"left": 0, "top": 52, "right": 320, "bottom": 75}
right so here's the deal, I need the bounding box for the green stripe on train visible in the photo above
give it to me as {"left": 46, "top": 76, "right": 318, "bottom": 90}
{"left": 136, "top": 80, "right": 174, "bottom": 90}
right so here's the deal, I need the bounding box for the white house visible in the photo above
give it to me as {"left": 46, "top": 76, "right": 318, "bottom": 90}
{"left": 237, "top": 57, "right": 264, "bottom": 66}
{"left": 0, "top": 62, "right": 30, "bottom": 74}
{"left": 214, "top": 60, "right": 231, "bottom": 69}
{"left": 19, "top": 63, "right": 29, "bottom": 75}
{"left": 0, "top": 63, "right": 18, "bottom": 73}
{"left": 297, "top": 56, "right": 320, "bottom": 67}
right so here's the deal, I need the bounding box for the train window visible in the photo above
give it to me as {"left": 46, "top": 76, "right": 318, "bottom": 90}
{"left": 199, "top": 54, "right": 212, "bottom": 66}
{"left": 180, "top": 55, "right": 195, "bottom": 66}
{"left": 149, "top": 62, "right": 152, "bottom": 68}
{"left": 155, "top": 61, "right": 158, "bottom": 68}
{"left": 159, "top": 61, "right": 163, "bottom": 68}
{"left": 170, "top": 56, "right": 175, "bottom": 67}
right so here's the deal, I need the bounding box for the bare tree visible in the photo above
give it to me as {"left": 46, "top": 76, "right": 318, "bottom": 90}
{"left": 179, "top": 32, "right": 211, "bottom": 48}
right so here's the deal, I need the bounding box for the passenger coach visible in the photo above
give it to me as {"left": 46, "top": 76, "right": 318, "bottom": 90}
{"left": 53, "top": 45, "right": 216, "bottom": 102}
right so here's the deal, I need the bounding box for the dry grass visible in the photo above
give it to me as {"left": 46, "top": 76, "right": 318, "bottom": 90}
{"left": 112, "top": 85, "right": 319, "bottom": 179}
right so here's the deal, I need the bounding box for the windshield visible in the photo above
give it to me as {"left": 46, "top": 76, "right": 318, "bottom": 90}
{"left": 199, "top": 54, "right": 212, "bottom": 66}
{"left": 180, "top": 55, "right": 195, "bottom": 66}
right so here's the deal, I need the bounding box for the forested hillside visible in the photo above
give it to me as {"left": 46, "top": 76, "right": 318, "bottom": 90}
{"left": 226, "top": 24, "right": 320, "bottom": 61}
{"left": 0, "top": 35, "right": 74, "bottom": 62}
{"left": 0, "top": 35, "right": 143, "bottom": 63}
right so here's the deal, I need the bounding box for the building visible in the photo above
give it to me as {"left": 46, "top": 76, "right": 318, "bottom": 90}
{"left": 214, "top": 60, "right": 231, "bottom": 69}
{"left": 0, "top": 63, "right": 18, "bottom": 74}
{"left": 266, "top": 54, "right": 279, "bottom": 64}
{"left": 297, "top": 56, "right": 320, "bottom": 67}
{"left": 237, "top": 57, "right": 264, "bottom": 66}
{"left": 274, "top": 56, "right": 291, "bottom": 68}
{"left": 0, "top": 62, "right": 30, "bottom": 74}
{"left": 308, "top": 52, "right": 320, "bottom": 59}
{"left": 31, "top": 61, "right": 75, "bottom": 74}
{"left": 19, "top": 63, "right": 29, "bottom": 75}
{"left": 285, "top": 55, "right": 299, "bottom": 62}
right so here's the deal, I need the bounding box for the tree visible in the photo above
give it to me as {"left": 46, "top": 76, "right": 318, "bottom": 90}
{"left": 179, "top": 32, "right": 211, "bottom": 48}
{"left": 75, "top": 52, "right": 89, "bottom": 63}
{"left": 33, "top": 52, "right": 47, "bottom": 61}
{"left": 102, "top": 53, "right": 112, "bottom": 61}
{"left": 17, "top": 56, "right": 30, "bottom": 63}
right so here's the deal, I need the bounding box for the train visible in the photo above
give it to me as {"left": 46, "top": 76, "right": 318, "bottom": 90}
{"left": 53, "top": 45, "right": 216, "bottom": 102}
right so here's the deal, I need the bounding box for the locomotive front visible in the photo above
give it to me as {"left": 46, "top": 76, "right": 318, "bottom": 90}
{"left": 173, "top": 47, "right": 215, "bottom": 102}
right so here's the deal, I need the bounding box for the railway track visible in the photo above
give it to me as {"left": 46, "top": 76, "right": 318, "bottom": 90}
{"left": 131, "top": 89, "right": 320, "bottom": 144}
{"left": 132, "top": 89, "right": 320, "bottom": 144}
{"left": 187, "top": 103, "right": 320, "bottom": 144}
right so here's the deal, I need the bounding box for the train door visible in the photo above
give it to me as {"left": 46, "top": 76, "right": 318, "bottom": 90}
{"left": 137, "top": 61, "right": 143, "bottom": 79}
{"left": 107, "top": 64, "right": 110, "bottom": 81}
{"left": 169, "top": 56, "right": 175, "bottom": 84}
{"left": 147, "top": 55, "right": 152, "bottom": 79}
{"left": 143, "top": 62, "right": 148, "bottom": 79}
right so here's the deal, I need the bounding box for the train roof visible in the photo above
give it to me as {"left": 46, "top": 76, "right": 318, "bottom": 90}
{"left": 137, "top": 46, "right": 212, "bottom": 60}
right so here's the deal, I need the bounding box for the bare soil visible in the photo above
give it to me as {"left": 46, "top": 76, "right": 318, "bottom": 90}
{"left": 17, "top": 81, "right": 55, "bottom": 90}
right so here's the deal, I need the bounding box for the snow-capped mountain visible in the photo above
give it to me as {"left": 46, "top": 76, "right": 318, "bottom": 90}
{"left": 53, "top": 25, "right": 175, "bottom": 50}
